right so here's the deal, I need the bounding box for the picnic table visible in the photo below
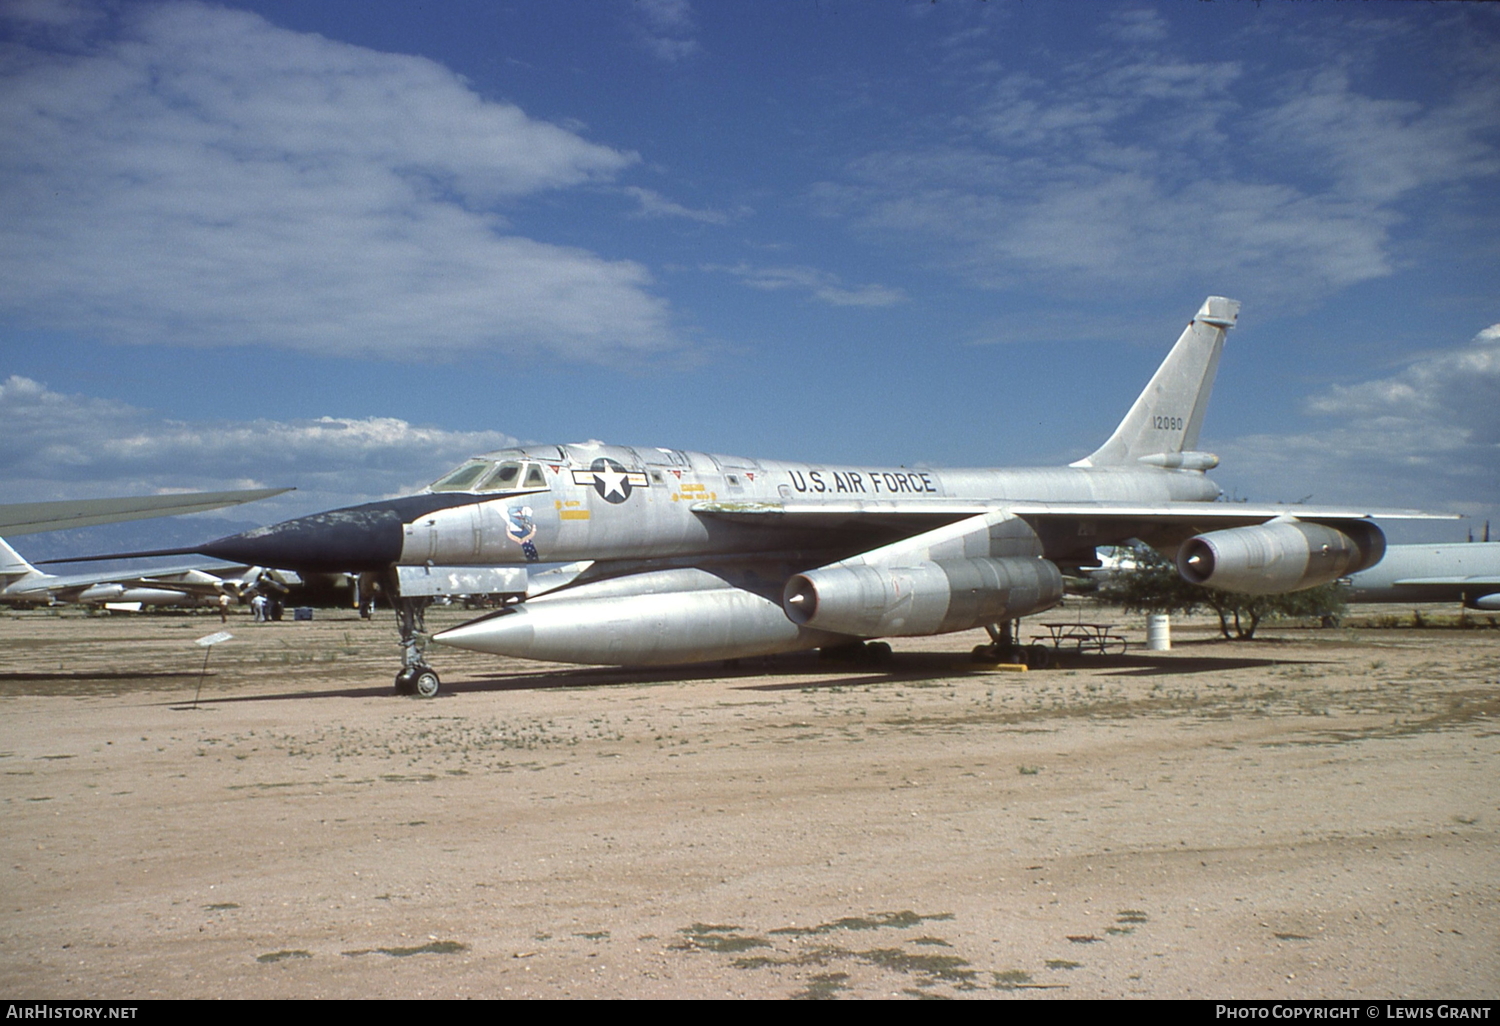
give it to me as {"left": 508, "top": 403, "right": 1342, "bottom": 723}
{"left": 1035, "top": 622, "right": 1128, "bottom": 655}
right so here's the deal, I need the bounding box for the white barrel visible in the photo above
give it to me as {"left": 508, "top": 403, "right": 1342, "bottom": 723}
{"left": 1146, "top": 614, "right": 1171, "bottom": 651}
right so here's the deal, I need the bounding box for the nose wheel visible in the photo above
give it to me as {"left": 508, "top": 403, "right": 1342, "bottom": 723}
{"left": 395, "top": 664, "right": 441, "bottom": 698}
{"left": 391, "top": 571, "right": 441, "bottom": 697}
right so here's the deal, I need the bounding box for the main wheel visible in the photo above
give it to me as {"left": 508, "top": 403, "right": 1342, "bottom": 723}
{"left": 414, "top": 668, "right": 441, "bottom": 698}
{"left": 973, "top": 643, "right": 1026, "bottom": 665}
{"left": 1025, "top": 644, "right": 1053, "bottom": 670}
{"left": 394, "top": 668, "right": 418, "bottom": 695}
{"left": 819, "top": 642, "right": 865, "bottom": 662}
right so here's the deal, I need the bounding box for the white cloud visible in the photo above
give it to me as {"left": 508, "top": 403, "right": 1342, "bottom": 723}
{"left": 708, "top": 263, "right": 907, "bottom": 308}
{"left": 1212, "top": 325, "right": 1500, "bottom": 518}
{"left": 1105, "top": 9, "right": 1169, "bottom": 45}
{"left": 631, "top": 0, "right": 700, "bottom": 63}
{"left": 1253, "top": 69, "right": 1500, "bottom": 205}
{"left": 820, "top": 17, "right": 1499, "bottom": 306}
{"left": 1302, "top": 324, "right": 1500, "bottom": 459}
{"left": 2, "top": 0, "right": 100, "bottom": 29}
{"left": 621, "top": 186, "right": 733, "bottom": 224}
{"left": 0, "top": 1, "right": 681, "bottom": 363}
{"left": 0, "top": 375, "right": 518, "bottom": 519}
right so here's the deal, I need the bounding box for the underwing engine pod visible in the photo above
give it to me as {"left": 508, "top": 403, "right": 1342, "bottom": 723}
{"left": 782, "top": 556, "right": 1065, "bottom": 637}
{"left": 1176, "top": 518, "right": 1385, "bottom": 594}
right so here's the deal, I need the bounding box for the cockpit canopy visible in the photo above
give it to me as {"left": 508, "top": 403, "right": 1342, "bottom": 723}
{"left": 429, "top": 451, "right": 549, "bottom": 493}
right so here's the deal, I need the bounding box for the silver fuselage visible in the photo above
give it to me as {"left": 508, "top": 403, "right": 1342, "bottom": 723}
{"left": 400, "top": 443, "right": 1221, "bottom": 568}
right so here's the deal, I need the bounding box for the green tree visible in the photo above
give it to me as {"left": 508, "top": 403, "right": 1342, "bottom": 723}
{"left": 1097, "top": 544, "right": 1345, "bottom": 640}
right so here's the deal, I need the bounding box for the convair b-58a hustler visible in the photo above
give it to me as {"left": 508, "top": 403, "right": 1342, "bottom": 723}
{"left": 86, "top": 298, "right": 1443, "bottom": 696}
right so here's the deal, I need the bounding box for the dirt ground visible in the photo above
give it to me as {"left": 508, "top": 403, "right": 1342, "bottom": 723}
{"left": 0, "top": 601, "right": 1495, "bottom": 1000}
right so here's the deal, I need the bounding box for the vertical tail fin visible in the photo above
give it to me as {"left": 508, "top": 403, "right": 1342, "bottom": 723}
{"left": 0, "top": 537, "right": 44, "bottom": 585}
{"left": 1072, "top": 296, "right": 1239, "bottom": 469}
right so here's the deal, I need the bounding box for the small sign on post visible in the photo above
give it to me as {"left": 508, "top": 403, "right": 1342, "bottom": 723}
{"left": 191, "top": 631, "right": 234, "bottom": 709}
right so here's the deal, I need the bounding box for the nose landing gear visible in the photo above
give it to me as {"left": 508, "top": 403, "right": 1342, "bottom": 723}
{"left": 392, "top": 573, "right": 440, "bottom": 697}
{"left": 383, "top": 564, "right": 529, "bottom": 697}
{"left": 395, "top": 662, "right": 441, "bottom": 697}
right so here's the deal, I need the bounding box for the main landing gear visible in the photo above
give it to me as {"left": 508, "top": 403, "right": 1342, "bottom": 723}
{"left": 391, "top": 573, "right": 440, "bottom": 697}
{"left": 818, "top": 640, "right": 894, "bottom": 665}
{"left": 971, "top": 621, "right": 1051, "bottom": 670}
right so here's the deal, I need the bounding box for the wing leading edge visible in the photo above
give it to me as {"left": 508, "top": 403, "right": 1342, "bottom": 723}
{"left": 0, "top": 488, "right": 292, "bottom": 537}
{"left": 690, "top": 498, "right": 1448, "bottom": 529}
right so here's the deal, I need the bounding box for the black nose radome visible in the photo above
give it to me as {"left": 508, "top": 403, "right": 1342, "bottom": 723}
{"left": 197, "top": 507, "right": 405, "bottom": 572}
{"left": 195, "top": 493, "right": 487, "bottom": 572}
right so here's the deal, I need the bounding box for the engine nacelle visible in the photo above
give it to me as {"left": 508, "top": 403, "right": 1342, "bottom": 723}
{"left": 1177, "top": 519, "right": 1385, "bottom": 594}
{"left": 783, "top": 557, "right": 1064, "bottom": 637}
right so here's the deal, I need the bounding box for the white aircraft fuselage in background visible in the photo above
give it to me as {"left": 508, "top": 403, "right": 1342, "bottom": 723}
{"left": 1344, "top": 543, "right": 1500, "bottom": 609}
{"left": 0, "top": 536, "right": 260, "bottom": 610}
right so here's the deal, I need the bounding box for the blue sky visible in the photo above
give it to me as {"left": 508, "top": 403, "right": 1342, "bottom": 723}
{"left": 2, "top": 0, "right": 1496, "bottom": 546}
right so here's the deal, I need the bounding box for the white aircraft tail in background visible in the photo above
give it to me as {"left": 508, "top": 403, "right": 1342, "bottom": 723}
{"left": 0, "top": 536, "right": 263, "bottom": 609}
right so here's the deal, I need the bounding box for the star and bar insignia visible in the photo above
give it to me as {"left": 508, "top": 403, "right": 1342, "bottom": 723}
{"left": 571, "top": 457, "right": 650, "bottom": 504}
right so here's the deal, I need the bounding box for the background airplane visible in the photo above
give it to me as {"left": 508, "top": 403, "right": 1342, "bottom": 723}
{"left": 0, "top": 536, "right": 273, "bottom": 611}
{"left": 1343, "top": 542, "right": 1500, "bottom": 610}
{"left": 70, "top": 298, "right": 1448, "bottom": 695}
